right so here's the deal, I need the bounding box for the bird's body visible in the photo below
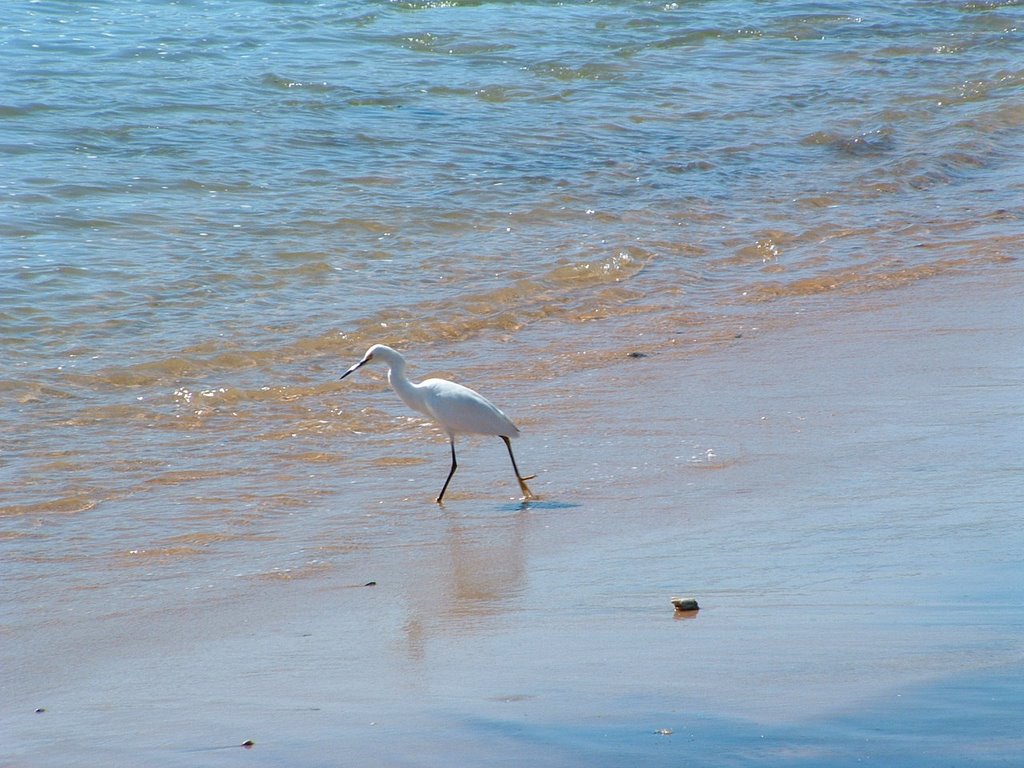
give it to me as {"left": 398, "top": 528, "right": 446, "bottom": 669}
{"left": 340, "top": 344, "right": 535, "bottom": 503}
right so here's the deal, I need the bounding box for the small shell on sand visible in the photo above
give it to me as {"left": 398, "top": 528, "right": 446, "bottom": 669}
{"left": 671, "top": 597, "right": 699, "bottom": 612}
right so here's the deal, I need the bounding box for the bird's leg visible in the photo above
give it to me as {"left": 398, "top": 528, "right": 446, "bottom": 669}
{"left": 501, "top": 435, "right": 536, "bottom": 499}
{"left": 436, "top": 436, "right": 458, "bottom": 504}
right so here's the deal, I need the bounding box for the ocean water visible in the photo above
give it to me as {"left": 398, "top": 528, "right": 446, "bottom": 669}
{"left": 2, "top": 1, "right": 1023, "bottom": 617}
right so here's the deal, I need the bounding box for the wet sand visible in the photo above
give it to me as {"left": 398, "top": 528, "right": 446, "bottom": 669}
{"left": 3, "top": 270, "right": 1023, "bottom": 767}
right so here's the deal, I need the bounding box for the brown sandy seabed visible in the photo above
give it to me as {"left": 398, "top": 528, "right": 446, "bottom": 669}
{"left": 2, "top": 265, "right": 1023, "bottom": 767}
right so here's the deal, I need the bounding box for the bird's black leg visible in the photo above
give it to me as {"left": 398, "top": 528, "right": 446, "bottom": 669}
{"left": 501, "top": 435, "right": 536, "bottom": 499}
{"left": 436, "top": 436, "right": 458, "bottom": 504}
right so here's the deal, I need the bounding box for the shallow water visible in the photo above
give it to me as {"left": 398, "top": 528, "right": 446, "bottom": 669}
{"left": 3, "top": 272, "right": 1022, "bottom": 767}
{"left": 3, "top": 0, "right": 1024, "bottom": 746}
{"left": 3, "top": 0, "right": 1023, "bottom": 573}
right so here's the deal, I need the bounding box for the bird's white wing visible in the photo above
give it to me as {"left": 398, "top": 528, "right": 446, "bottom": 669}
{"left": 418, "top": 378, "right": 520, "bottom": 438}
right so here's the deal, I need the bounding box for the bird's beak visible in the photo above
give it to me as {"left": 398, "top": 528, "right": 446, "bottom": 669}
{"left": 340, "top": 355, "right": 370, "bottom": 380}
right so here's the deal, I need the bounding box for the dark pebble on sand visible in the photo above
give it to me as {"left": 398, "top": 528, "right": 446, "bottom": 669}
{"left": 671, "top": 597, "right": 699, "bottom": 612}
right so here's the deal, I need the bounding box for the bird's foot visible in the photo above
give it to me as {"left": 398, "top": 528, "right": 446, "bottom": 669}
{"left": 517, "top": 479, "right": 537, "bottom": 500}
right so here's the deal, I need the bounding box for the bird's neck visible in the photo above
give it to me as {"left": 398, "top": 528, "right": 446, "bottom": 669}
{"left": 387, "top": 365, "right": 428, "bottom": 417}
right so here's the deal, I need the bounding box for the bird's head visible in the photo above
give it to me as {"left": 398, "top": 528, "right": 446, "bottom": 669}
{"left": 340, "top": 344, "right": 401, "bottom": 380}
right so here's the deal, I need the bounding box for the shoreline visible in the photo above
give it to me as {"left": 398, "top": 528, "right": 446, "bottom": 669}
{"left": 4, "top": 267, "right": 1023, "bottom": 766}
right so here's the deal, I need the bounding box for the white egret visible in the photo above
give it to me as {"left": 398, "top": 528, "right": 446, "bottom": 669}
{"left": 340, "top": 344, "right": 536, "bottom": 503}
